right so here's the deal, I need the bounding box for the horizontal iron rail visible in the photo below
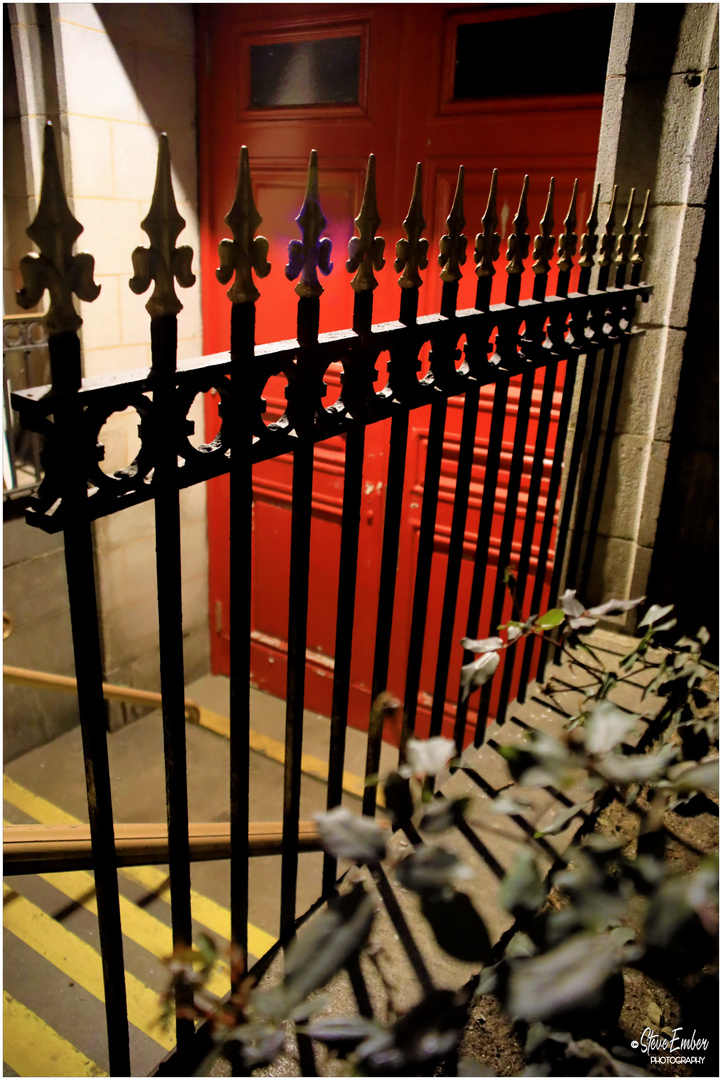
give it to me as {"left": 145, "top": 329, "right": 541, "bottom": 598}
{"left": 12, "top": 287, "right": 650, "bottom": 535}
{"left": 3, "top": 820, "right": 322, "bottom": 874}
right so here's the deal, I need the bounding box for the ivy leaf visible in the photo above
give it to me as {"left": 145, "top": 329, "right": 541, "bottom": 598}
{"left": 490, "top": 793, "right": 534, "bottom": 815}
{"left": 460, "top": 635, "right": 504, "bottom": 653}
{"left": 668, "top": 759, "right": 719, "bottom": 793}
{"left": 500, "top": 850, "right": 546, "bottom": 917}
{"left": 313, "top": 806, "right": 389, "bottom": 864}
{"left": 419, "top": 795, "right": 470, "bottom": 834}
{"left": 303, "top": 1016, "right": 383, "bottom": 1056}
{"left": 406, "top": 736, "right": 456, "bottom": 775}
{"left": 584, "top": 701, "right": 640, "bottom": 755}
{"left": 507, "top": 933, "right": 628, "bottom": 1022}
{"left": 638, "top": 603, "right": 674, "bottom": 629}
{"left": 587, "top": 597, "right": 645, "bottom": 618}
{"left": 254, "top": 883, "right": 374, "bottom": 1018}
{"left": 535, "top": 608, "right": 565, "bottom": 629}
{"left": 460, "top": 651, "right": 500, "bottom": 701}
{"left": 595, "top": 746, "right": 677, "bottom": 785}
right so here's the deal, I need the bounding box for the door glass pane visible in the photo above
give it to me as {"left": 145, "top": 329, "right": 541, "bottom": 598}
{"left": 250, "top": 36, "right": 361, "bottom": 108}
{"left": 454, "top": 6, "right": 615, "bottom": 99}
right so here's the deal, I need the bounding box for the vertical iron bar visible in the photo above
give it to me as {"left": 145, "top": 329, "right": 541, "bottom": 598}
{"left": 323, "top": 418, "right": 365, "bottom": 891}
{"left": 150, "top": 313, "right": 194, "bottom": 1056}
{"left": 476, "top": 366, "right": 535, "bottom": 732}
{"left": 398, "top": 389, "right": 448, "bottom": 756}
{"left": 56, "top": 338, "right": 130, "bottom": 1076}
{"left": 495, "top": 356, "right": 558, "bottom": 723}
{"left": 280, "top": 295, "right": 318, "bottom": 940}
{"left": 453, "top": 376, "right": 509, "bottom": 750}
{"left": 517, "top": 350, "right": 580, "bottom": 697}
{"left": 362, "top": 406, "right": 409, "bottom": 816}
{"left": 229, "top": 301, "right": 254, "bottom": 969}
{"left": 428, "top": 379, "right": 480, "bottom": 738}
{"left": 534, "top": 345, "right": 598, "bottom": 681}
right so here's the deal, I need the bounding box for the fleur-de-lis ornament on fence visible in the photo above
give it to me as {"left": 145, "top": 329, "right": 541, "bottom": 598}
{"left": 597, "top": 185, "right": 618, "bottom": 268}
{"left": 474, "top": 170, "right": 501, "bottom": 279}
{"left": 395, "top": 164, "right": 429, "bottom": 289}
{"left": 16, "top": 122, "right": 100, "bottom": 337}
{"left": 285, "top": 150, "right": 333, "bottom": 298}
{"left": 438, "top": 166, "right": 467, "bottom": 283}
{"left": 505, "top": 175, "right": 530, "bottom": 275}
{"left": 531, "top": 178, "right": 556, "bottom": 276}
{"left": 557, "top": 179, "right": 579, "bottom": 273}
{"left": 346, "top": 154, "right": 385, "bottom": 292}
{"left": 578, "top": 183, "right": 601, "bottom": 269}
{"left": 631, "top": 190, "right": 650, "bottom": 273}
{"left": 129, "top": 134, "right": 195, "bottom": 319}
{"left": 614, "top": 188, "right": 636, "bottom": 269}
{"left": 217, "top": 146, "right": 271, "bottom": 304}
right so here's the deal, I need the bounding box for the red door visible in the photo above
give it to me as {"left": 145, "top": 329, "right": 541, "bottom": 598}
{"left": 197, "top": 3, "right": 612, "bottom": 743}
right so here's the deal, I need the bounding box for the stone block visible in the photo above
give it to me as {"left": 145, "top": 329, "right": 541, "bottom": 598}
{"left": 118, "top": 264, "right": 157, "bottom": 346}
{"left": 687, "top": 65, "right": 719, "bottom": 207}
{"left": 585, "top": 534, "right": 635, "bottom": 604}
{"left": 78, "top": 274, "right": 121, "bottom": 351}
{"left": 604, "top": 4, "right": 636, "bottom": 77}
{"left": 56, "top": 4, "right": 106, "bottom": 33}
{"left": 652, "top": 73, "right": 714, "bottom": 206}
{"left": 4, "top": 548, "right": 70, "bottom": 629}
{"left": 55, "top": 21, "right": 139, "bottom": 123}
{"left": 184, "top": 625, "right": 211, "bottom": 685}
{"left": 71, "top": 197, "right": 146, "bottom": 277}
{"left": 64, "top": 114, "right": 114, "bottom": 199}
{"left": 673, "top": 3, "right": 719, "bottom": 73}
{"left": 597, "top": 433, "right": 648, "bottom": 542}
{"left": 81, "top": 342, "right": 150, "bottom": 380}
{"left": 182, "top": 573, "right": 209, "bottom": 636}
{"left": 110, "top": 120, "right": 164, "bottom": 203}
{"left": 642, "top": 204, "right": 702, "bottom": 328}
{"left": 136, "top": 47, "right": 197, "bottom": 151}
{"left": 667, "top": 206, "right": 705, "bottom": 327}
{"left": 637, "top": 438, "right": 670, "bottom": 549}
{"left": 102, "top": 592, "right": 160, "bottom": 670}
{"left": 630, "top": 543, "right": 654, "bottom": 605}
{"left": 96, "top": 4, "right": 195, "bottom": 56}
{"left": 94, "top": 500, "right": 156, "bottom": 554}
{"left": 4, "top": 517, "right": 63, "bottom": 567}
{"left": 180, "top": 476, "right": 207, "bottom": 523}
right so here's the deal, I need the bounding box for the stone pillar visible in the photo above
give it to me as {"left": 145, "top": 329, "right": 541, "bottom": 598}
{"left": 585, "top": 3, "right": 718, "bottom": 620}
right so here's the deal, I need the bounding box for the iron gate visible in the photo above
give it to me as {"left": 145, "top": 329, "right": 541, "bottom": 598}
{"left": 10, "top": 122, "right": 650, "bottom": 1074}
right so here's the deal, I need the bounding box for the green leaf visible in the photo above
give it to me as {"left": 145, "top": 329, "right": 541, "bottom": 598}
{"left": 254, "top": 883, "right": 374, "bottom": 1019}
{"left": 535, "top": 608, "right": 565, "bottom": 629}
{"left": 584, "top": 701, "right": 640, "bottom": 755}
{"left": 536, "top": 800, "right": 590, "bottom": 836}
{"left": 638, "top": 603, "right": 674, "bottom": 629}
{"left": 669, "top": 759, "right": 719, "bottom": 794}
{"left": 507, "top": 932, "right": 629, "bottom": 1022}
{"left": 500, "top": 850, "right": 546, "bottom": 916}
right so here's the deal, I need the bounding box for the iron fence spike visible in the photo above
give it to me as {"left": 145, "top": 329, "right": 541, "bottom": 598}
{"left": 285, "top": 149, "right": 333, "bottom": 299}
{"left": 474, "top": 169, "right": 501, "bottom": 278}
{"left": 394, "top": 163, "right": 429, "bottom": 289}
{"left": 217, "top": 145, "right": 271, "bottom": 304}
{"left": 347, "top": 153, "right": 385, "bottom": 293}
{"left": 438, "top": 165, "right": 468, "bottom": 283}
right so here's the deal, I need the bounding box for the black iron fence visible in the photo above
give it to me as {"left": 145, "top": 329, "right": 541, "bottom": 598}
{"left": 11, "top": 123, "right": 650, "bottom": 1074}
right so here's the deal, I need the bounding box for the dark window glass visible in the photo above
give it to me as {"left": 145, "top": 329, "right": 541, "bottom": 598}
{"left": 454, "top": 6, "right": 615, "bottom": 100}
{"left": 250, "top": 36, "right": 360, "bottom": 108}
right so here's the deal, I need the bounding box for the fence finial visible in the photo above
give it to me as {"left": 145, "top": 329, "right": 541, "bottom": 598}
{"left": 614, "top": 188, "right": 636, "bottom": 267}
{"left": 557, "top": 180, "right": 578, "bottom": 273}
{"left": 532, "top": 177, "right": 556, "bottom": 275}
{"left": 285, "top": 149, "right": 333, "bottom": 299}
{"left": 630, "top": 189, "right": 650, "bottom": 270}
{"left": 217, "top": 146, "right": 270, "bottom": 304}
{"left": 474, "top": 170, "right": 501, "bottom": 278}
{"left": 129, "top": 134, "right": 195, "bottom": 318}
{"left": 578, "top": 183, "right": 601, "bottom": 269}
{"left": 394, "top": 163, "right": 429, "bottom": 289}
{"left": 597, "top": 185, "right": 618, "bottom": 267}
{"left": 505, "top": 175, "right": 530, "bottom": 275}
{"left": 438, "top": 166, "right": 467, "bottom": 283}
{"left": 346, "top": 154, "right": 385, "bottom": 292}
{"left": 17, "top": 122, "right": 100, "bottom": 335}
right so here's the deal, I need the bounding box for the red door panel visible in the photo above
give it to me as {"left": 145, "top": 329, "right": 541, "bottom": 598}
{"left": 198, "top": 3, "right": 608, "bottom": 744}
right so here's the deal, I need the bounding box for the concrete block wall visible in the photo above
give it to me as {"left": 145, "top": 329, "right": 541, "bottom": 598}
{"left": 581, "top": 3, "right": 718, "bottom": 619}
{"left": 4, "top": 3, "right": 209, "bottom": 751}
